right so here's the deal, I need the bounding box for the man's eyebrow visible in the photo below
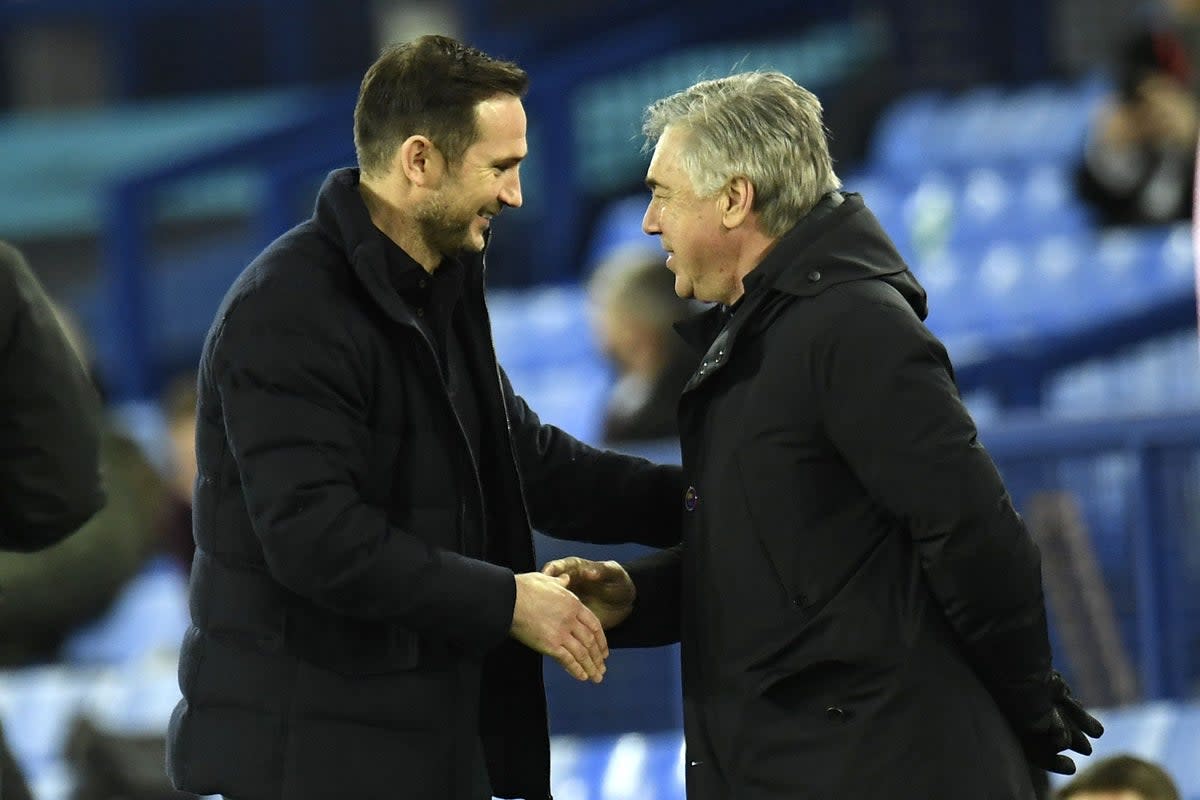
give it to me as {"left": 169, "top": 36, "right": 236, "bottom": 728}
{"left": 645, "top": 177, "right": 661, "bottom": 190}
{"left": 492, "top": 155, "right": 524, "bottom": 168}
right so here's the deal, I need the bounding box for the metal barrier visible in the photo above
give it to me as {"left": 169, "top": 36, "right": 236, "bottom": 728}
{"left": 100, "top": 86, "right": 355, "bottom": 401}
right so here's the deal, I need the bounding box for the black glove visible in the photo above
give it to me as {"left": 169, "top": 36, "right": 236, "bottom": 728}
{"left": 1019, "top": 672, "right": 1104, "bottom": 775}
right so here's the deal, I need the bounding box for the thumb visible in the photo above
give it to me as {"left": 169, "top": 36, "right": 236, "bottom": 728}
{"left": 555, "top": 572, "right": 571, "bottom": 587}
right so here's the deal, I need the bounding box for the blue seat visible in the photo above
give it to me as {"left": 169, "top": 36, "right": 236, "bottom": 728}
{"left": 490, "top": 285, "right": 598, "bottom": 371}
{"left": 59, "top": 556, "right": 189, "bottom": 666}
{"left": 871, "top": 92, "right": 947, "bottom": 177}
{"left": 1024, "top": 233, "right": 1092, "bottom": 335}
{"left": 505, "top": 361, "right": 610, "bottom": 442}
{"left": 0, "top": 667, "right": 89, "bottom": 777}
{"left": 952, "top": 166, "right": 1016, "bottom": 246}
{"left": 584, "top": 193, "right": 660, "bottom": 272}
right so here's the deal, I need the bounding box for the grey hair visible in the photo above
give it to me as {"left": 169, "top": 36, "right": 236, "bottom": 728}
{"left": 642, "top": 71, "right": 841, "bottom": 237}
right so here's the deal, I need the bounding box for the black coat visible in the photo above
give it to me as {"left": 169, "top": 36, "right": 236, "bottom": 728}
{"left": 166, "top": 169, "right": 683, "bottom": 800}
{"left": 0, "top": 241, "right": 104, "bottom": 551}
{"left": 613, "top": 194, "right": 1055, "bottom": 800}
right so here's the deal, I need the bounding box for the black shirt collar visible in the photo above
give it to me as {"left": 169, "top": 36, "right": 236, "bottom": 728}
{"left": 376, "top": 228, "right": 464, "bottom": 300}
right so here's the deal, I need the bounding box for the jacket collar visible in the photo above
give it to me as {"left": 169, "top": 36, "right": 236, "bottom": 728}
{"left": 672, "top": 192, "right": 855, "bottom": 355}
{"left": 312, "top": 167, "right": 486, "bottom": 327}
{"left": 672, "top": 191, "right": 926, "bottom": 393}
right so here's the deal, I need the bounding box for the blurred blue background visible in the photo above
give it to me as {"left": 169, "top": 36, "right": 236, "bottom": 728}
{"left": 1, "top": 0, "right": 1199, "bottom": 798}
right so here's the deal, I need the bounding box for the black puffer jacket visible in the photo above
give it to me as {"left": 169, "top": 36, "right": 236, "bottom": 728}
{"left": 167, "top": 169, "right": 683, "bottom": 800}
{"left": 614, "top": 193, "right": 1055, "bottom": 800}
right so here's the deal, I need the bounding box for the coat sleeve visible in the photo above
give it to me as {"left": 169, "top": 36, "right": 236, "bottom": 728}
{"left": 0, "top": 429, "right": 163, "bottom": 665}
{"left": 0, "top": 242, "right": 104, "bottom": 552}
{"left": 499, "top": 366, "right": 684, "bottom": 549}
{"left": 606, "top": 544, "right": 684, "bottom": 648}
{"left": 212, "top": 300, "right": 514, "bottom": 657}
{"left": 813, "top": 298, "right": 1057, "bottom": 727}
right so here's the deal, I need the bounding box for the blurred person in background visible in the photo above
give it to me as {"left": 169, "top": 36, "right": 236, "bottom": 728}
{"left": 547, "top": 71, "right": 1103, "bottom": 800}
{"left": 1056, "top": 754, "right": 1180, "bottom": 800}
{"left": 0, "top": 241, "right": 107, "bottom": 800}
{"left": 165, "top": 34, "right": 682, "bottom": 800}
{"left": 0, "top": 301, "right": 166, "bottom": 668}
{"left": 0, "top": 240, "right": 104, "bottom": 551}
{"left": 157, "top": 372, "right": 197, "bottom": 574}
{"left": 1077, "top": 0, "right": 1200, "bottom": 225}
{"left": 587, "top": 246, "right": 699, "bottom": 443}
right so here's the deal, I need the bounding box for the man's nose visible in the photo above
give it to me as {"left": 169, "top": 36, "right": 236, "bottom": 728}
{"left": 500, "top": 173, "right": 523, "bottom": 208}
{"left": 642, "top": 204, "right": 660, "bottom": 235}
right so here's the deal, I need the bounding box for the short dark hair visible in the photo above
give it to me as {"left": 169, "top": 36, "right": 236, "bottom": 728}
{"left": 1057, "top": 755, "right": 1180, "bottom": 800}
{"left": 354, "top": 34, "right": 529, "bottom": 176}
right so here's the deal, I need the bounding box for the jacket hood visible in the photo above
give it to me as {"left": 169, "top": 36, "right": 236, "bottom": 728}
{"left": 750, "top": 192, "right": 927, "bottom": 320}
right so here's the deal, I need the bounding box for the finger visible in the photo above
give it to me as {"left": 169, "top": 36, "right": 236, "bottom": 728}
{"left": 545, "top": 556, "right": 584, "bottom": 575}
{"left": 560, "top": 636, "right": 602, "bottom": 683}
{"left": 1047, "top": 754, "right": 1076, "bottom": 776}
{"left": 578, "top": 606, "right": 609, "bottom": 658}
{"left": 553, "top": 649, "right": 589, "bottom": 682}
{"left": 572, "top": 621, "right": 606, "bottom": 673}
{"left": 542, "top": 558, "right": 574, "bottom": 576}
{"left": 573, "top": 621, "right": 606, "bottom": 679}
{"left": 1065, "top": 703, "right": 1105, "bottom": 738}
{"left": 1067, "top": 726, "right": 1093, "bottom": 757}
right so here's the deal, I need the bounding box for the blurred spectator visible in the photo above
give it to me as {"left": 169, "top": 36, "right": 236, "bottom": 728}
{"left": 587, "top": 247, "right": 699, "bottom": 442}
{"left": 158, "top": 372, "right": 198, "bottom": 574}
{"left": 0, "top": 241, "right": 104, "bottom": 551}
{"left": 0, "top": 241, "right": 106, "bottom": 800}
{"left": 1056, "top": 754, "right": 1180, "bottom": 800}
{"left": 1077, "top": 0, "right": 1200, "bottom": 225}
{"left": 0, "top": 303, "right": 167, "bottom": 666}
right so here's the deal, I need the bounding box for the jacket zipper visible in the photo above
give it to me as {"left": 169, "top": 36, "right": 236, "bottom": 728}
{"left": 403, "top": 309, "right": 486, "bottom": 555}
{"left": 474, "top": 259, "right": 535, "bottom": 533}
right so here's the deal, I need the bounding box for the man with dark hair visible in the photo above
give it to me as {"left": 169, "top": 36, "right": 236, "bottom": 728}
{"left": 1057, "top": 755, "right": 1181, "bottom": 800}
{"left": 166, "top": 35, "right": 681, "bottom": 800}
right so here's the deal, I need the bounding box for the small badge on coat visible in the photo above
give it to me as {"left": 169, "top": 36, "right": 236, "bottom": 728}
{"left": 684, "top": 486, "right": 699, "bottom": 511}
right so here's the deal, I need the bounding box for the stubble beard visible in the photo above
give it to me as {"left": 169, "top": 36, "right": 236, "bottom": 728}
{"left": 416, "top": 191, "right": 477, "bottom": 258}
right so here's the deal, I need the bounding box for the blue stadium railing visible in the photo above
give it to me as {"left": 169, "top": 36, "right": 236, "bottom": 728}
{"left": 100, "top": 85, "right": 356, "bottom": 401}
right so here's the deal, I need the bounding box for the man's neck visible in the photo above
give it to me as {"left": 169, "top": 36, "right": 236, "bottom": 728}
{"left": 358, "top": 179, "right": 441, "bottom": 274}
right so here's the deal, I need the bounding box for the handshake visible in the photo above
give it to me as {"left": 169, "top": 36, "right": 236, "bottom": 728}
{"left": 508, "top": 557, "right": 635, "bottom": 683}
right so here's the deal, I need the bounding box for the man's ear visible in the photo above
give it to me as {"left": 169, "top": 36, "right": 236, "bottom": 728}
{"left": 721, "top": 175, "right": 754, "bottom": 229}
{"left": 393, "top": 135, "right": 445, "bottom": 188}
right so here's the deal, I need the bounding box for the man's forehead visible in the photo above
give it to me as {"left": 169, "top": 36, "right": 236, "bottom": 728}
{"left": 645, "top": 136, "right": 681, "bottom": 184}
{"left": 467, "top": 96, "right": 526, "bottom": 154}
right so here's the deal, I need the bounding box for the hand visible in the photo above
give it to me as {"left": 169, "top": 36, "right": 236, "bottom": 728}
{"left": 1019, "top": 672, "right": 1104, "bottom": 775}
{"left": 542, "top": 557, "right": 636, "bottom": 630}
{"left": 510, "top": 572, "right": 608, "bottom": 683}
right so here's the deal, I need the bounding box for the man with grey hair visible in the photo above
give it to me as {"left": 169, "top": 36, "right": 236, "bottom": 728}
{"left": 546, "top": 71, "right": 1103, "bottom": 799}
